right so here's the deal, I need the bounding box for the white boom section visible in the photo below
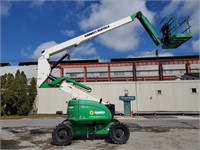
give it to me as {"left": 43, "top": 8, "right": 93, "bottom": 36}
{"left": 60, "top": 81, "right": 108, "bottom": 104}
{"left": 37, "top": 16, "right": 133, "bottom": 87}
{"left": 43, "top": 16, "right": 132, "bottom": 59}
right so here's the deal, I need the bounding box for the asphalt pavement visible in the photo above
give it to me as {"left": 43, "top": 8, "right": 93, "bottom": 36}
{"left": 1, "top": 115, "right": 200, "bottom": 150}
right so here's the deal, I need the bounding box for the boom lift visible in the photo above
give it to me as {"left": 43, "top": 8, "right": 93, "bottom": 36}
{"left": 37, "top": 11, "right": 192, "bottom": 145}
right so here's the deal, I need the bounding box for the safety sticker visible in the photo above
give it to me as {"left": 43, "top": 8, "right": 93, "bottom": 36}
{"left": 89, "top": 110, "right": 94, "bottom": 115}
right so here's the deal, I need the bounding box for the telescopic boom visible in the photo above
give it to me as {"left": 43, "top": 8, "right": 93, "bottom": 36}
{"left": 37, "top": 11, "right": 161, "bottom": 87}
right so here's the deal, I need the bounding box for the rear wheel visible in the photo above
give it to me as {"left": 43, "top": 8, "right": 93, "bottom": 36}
{"left": 52, "top": 124, "right": 73, "bottom": 146}
{"left": 109, "top": 122, "right": 130, "bottom": 144}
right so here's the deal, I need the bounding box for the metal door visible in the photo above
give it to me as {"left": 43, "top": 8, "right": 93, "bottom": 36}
{"left": 124, "top": 101, "right": 131, "bottom": 116}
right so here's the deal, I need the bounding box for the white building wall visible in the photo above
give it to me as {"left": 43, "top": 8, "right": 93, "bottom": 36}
{"left": 64, "top": 68, "right": 84, "bottom": 78}
{"left": 85, "top": 82, "right": 138, "bottom": 114}
{"left": 135, "top": 81, "right": 199, "bottom": 112}
{"left": 190, "top": 63, "right": 200, "bottom": 73}
{"left": 0, "top": 65, "right": 37, "bottom": 79}
{"left": 87, "top": 67, "right": 108, "bottom": 78}
{"left": 163, "top": 64, "right": 186, "bottom": 76}
{"left": 37, "top": 88, "right": 69, "bottom": 114}
{"left": 136, "top": 65, "right": 159, "bottom": 76}
{"left": 1, "top": 63, "right": 198, "bottom": 79}
{"left": 37, "top": 80, "right": 200, "bottom": 114}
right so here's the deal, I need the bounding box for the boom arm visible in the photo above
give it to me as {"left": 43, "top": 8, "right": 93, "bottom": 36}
{"left": 134, "top": 12, "right": 161, "bottom": 45}
{"left": 37, "top": 11, "right": 161, "bottom": 87}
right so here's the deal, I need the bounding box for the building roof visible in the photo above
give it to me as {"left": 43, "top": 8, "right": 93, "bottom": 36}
{"left": 0, "top": 63, "right": 11, "bottom": 67}
{"left": 51, "top": 59, "right": 99, "bottom": 64}
{"left": 18, "top": 62, "right": 38, "bottom": 66}
{"left": 18, "top": 59, "right": 99, "bottom": 66}
{"left": 111, "top": 55, "right": 199, "bottom": 62}
{"left": 1, "top": 55, "right": 199, "bottom": 66}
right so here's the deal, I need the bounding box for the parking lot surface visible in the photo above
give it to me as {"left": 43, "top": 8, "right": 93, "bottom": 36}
{"left": 1, "top": 115, "right": 200, "bottom": 150}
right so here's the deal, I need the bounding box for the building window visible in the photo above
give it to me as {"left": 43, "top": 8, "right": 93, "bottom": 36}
{"left": 157, "top": 90, "right": 162, "bottom": 95}
{"left": 191, "top": 88, "right": 197, "bottom": 94}
{"left": 100, "top": 72, "right": 107, "bottom": 77}
{"left": 69, "top": 73, "right": 78, "bottom": 78}
{"left": 114, "top": 71, "right": 125, "bottom": 77}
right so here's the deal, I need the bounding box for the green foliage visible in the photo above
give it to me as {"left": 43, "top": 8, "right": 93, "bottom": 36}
{"left": 27, "top": 77, "right": 37, "bottom": 112}
{"left": 0, "top": 70, "right": 37, "bottom": 116}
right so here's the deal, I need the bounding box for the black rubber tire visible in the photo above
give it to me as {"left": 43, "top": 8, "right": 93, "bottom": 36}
{"left": 52, "top": 123, "right": 73, "bottom": 146}
{"left": 62, "top": 119, "right": 70, "bottom": 125}
{"left": 111, "top": 118, "right": 120, "bottom": 123}
{"left": 109, "top": 122, "right": 130, "bottom": 144}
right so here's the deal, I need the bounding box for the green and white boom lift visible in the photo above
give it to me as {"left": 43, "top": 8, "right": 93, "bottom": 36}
{"left": 37, "top": 11, "right": 192, "bottom": 146}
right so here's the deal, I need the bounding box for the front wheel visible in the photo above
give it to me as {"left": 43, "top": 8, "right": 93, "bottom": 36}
{"left": 109, "top": 122, "right": 130, "bottom": 144}
{"left": 110, "top": 118, "right": 120, "bottom": 123}
{"left": 52, "top": 124, "right": 73, "bottom": 146}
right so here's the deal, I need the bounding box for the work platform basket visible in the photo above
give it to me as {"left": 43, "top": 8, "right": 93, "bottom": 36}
{"left": 160, "top": 16, "right": 192, "bottom": 49}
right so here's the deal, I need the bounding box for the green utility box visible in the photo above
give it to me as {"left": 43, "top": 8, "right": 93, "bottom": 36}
{"left": 119, "top": 96, "right": 135, "bottom": 116}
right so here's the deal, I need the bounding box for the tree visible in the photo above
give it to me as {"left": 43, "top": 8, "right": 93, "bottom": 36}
{"left": 0, "top": 70, "right": 37, "bottom": 116}
{"left": 27, "top": 77, "right": 37, "bottom": 113}
{"left": 15, "top": 70, "right": 29, "bottom": 115}
{"left": 1, "top": 73, "right": 8, "bottom": 115}
{"left": 3, "top": 73, "right": 17, "bottom": 115}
